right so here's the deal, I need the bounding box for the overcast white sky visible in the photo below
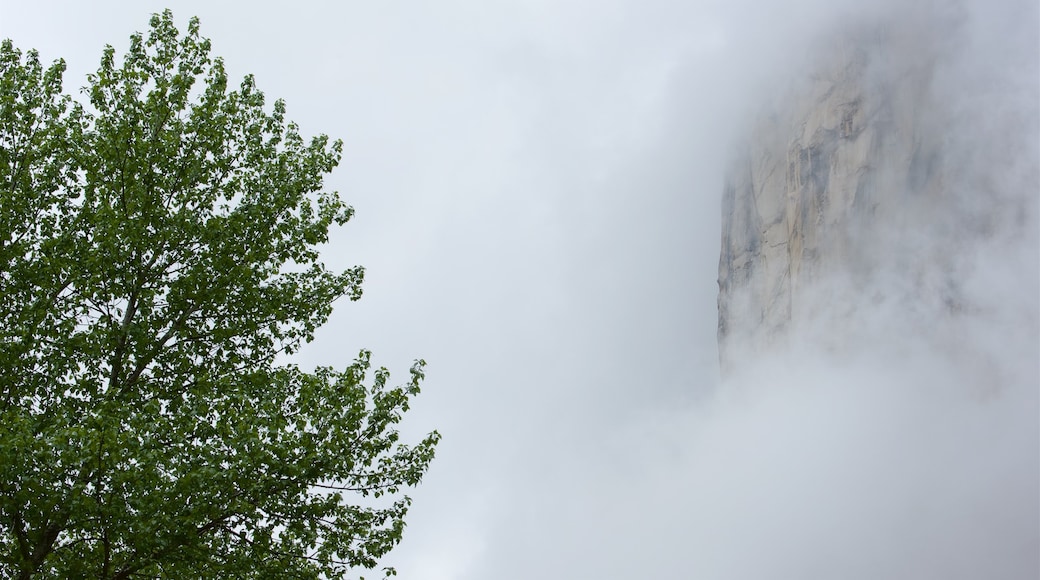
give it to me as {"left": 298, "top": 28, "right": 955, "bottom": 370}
{"left": 2, "top": 1, "right": 1037, "bottom": 578}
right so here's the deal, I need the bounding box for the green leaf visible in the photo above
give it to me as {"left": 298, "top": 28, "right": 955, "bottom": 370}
{"left": 0, "top": 12, "right": 437, "bottom": 580}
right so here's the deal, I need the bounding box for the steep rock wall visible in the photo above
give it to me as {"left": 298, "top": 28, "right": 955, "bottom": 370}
{"left": 716, "top": 8, "right": 1036, "bottom": 372}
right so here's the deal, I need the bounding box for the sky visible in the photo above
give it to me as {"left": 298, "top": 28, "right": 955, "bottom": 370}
{"left": 1, "top": 1, "right": 1037, "bottom": 578}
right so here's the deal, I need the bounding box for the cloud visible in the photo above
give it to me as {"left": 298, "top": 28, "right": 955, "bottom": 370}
{"left": 391, "top": 1, "right": 1038, "bottom": 578}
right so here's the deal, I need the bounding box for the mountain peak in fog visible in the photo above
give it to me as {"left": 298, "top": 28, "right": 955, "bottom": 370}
{"left": 717, "top": 3, "right": 1038, "bottom": 376}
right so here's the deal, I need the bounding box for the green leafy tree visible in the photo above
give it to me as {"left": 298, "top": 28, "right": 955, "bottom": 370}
{"left": 0, "top": 11, "right": 438, "bottom": 579}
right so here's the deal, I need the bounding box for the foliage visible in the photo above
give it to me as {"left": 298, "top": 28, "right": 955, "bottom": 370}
{"left": 0, "top": 11, "right": 438, "bottom": 579}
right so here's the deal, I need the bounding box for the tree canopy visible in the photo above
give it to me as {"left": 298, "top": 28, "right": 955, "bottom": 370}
{"left": 0, "top": 11, "right": 438, "bottom": 579}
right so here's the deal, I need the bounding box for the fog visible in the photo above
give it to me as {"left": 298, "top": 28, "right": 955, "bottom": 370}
{"left": 2, "top": 0, "right": 1036, "bottom": 578}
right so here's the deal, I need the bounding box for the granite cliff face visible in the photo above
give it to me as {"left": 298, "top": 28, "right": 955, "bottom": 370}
{"left": 716, "top": 8, "right": 1037, "bottom": 373}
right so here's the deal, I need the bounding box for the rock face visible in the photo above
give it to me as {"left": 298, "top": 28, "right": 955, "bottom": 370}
{"left": 716, "top": 7, "right": 1037, "bottom": 373}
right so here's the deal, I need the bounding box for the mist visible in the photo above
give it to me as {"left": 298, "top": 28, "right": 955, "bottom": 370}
{"left": 2, "top": 0, "right": 1036, "bottom": 578}
{"left": 382, "top": 2, "right": 1039, "bottom": 578}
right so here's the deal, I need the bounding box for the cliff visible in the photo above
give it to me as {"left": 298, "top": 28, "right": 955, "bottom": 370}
{"left": 716, "top": 7, "right": 1037, "bottom": 373}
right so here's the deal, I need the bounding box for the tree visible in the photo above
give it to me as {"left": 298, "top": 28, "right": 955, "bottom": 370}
{"left": 0, "top": 11, "right": 439, "bottom": 579}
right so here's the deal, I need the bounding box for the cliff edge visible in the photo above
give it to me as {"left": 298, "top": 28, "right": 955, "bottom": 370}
{"left": 717, "top": 6, "right": 1038, "bottom": 374}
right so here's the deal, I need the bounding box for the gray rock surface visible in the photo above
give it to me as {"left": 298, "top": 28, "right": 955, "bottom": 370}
{"left": 716, "top": 7, "right": 1037, "bottom": 373}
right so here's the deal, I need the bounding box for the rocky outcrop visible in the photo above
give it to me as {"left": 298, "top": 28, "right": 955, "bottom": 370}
{"left": 716, "top": 6, "right": 1036, "bottom": 373}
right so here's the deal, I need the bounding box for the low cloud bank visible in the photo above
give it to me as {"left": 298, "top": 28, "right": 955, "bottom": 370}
{"left": 395, "top": 2, "right": 1038, "bottom": 578}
